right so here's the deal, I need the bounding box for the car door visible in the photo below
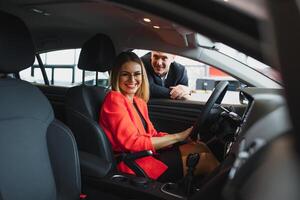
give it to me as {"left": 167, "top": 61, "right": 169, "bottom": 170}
{"left": 148, "top": 99, "right": 203, "bottom": 133}
{"left": 148, "top": 98, "right": 246, "bottom": 133}
{"left": 137, "top": 50, "right": 247, "bottom": 133}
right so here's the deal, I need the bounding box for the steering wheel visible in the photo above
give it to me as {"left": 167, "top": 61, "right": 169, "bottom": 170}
{"left": 191, "top": 81, "right": 229, "bottom": 141}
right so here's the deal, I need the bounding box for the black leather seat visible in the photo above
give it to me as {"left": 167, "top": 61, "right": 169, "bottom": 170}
{"left": 65, "top": 35, "right": 153, "bottom": 179}
{"left": 65, "top": 34, "right": 116, "bottom": 177}
{"left": 0, "top": 11, "right": 81, "bottom": 199}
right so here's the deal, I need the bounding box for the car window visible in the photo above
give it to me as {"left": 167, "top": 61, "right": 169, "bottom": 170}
{"left": 134, "top": 49, "right": 243, "bottom": 104}
{"left": 214, "top": 43, "right": 282, "bottom": 84}
{"left": 19, "top": 49, "right": 109, "bottom": 87}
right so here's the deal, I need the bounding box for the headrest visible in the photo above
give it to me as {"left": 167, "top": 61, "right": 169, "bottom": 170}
{"left": 0, "top": 11, "right": 35, "bottom": 73}
{"left": 78, "top": 33, "right": 116, "bottom": 72}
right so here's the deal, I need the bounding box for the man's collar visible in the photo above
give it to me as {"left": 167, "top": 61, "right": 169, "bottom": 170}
{"left": 159, "top": 72, "right": 168, "bottom": 80}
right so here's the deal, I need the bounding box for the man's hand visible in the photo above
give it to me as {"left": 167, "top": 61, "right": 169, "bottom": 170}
{"left": 170, "top": 84, "right": 191, "bottom": 100}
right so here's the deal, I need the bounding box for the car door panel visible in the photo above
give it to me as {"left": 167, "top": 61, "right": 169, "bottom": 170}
{"left": 148, "top": 99, "right": 246, "bottom": 133}
{"left": 36, "top": 84, "right": 69, "bottom": 123}
{"left": 148, "top": 99, "right": 204, "bottom": 133}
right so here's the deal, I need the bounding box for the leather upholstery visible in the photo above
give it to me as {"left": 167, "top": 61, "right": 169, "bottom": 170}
{"left": 65, "top": 86, "right": 114, "bottom": 164}
{"left": 0, "top": 11, "right": 81, "bottom": 199}
{"left": 78, "top": 33, "right": 116, "bottom": 72}
{"left": 66, "top": 34, "right": 116, "bottom": 178}
{"left": 66, "top": 86, "right": 109, "bottom": 122}
{"left": 47, "top": 119, "right": 81, "bottom": 199}
{"left": 0, "top": 79, "right": 81, "bottom": 200}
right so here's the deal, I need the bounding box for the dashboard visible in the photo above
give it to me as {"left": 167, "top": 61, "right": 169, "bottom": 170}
{"left": 192, "top": 87, "right": 292, "bottom": 199}
{"left": 230, "top": 87, "right": 291, "bottom": 155}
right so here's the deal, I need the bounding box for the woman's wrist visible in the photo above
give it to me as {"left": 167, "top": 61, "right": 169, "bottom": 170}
{"left": 174, "top": 133, "right": 182, "bottom": 142}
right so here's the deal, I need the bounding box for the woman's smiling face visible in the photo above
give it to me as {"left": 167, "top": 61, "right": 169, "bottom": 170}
{"left": 119, "top": 61, "right": 143, "bottom": 101}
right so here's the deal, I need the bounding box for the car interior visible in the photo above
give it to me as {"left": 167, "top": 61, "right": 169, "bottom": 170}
{"left": 0, "top": 0, "right": 300, "bottom": 200}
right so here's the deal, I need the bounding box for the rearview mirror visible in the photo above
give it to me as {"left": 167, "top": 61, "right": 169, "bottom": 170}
{"left": 196, "top": 34, "right": 215, "bottom": 48}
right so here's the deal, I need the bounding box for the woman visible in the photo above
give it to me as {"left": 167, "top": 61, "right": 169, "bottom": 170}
{"left": 99, "top": 52, "right": 219, "bottom": 182}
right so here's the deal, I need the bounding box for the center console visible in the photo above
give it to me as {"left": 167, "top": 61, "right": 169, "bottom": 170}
{"left": 79, "top": 151, "right": 188, "bottom": 200}
{"left": 84, "top": 172, "right": 187, "bottom": 200}
{"left": 80, "top": 153, "right": 204, "bottom": 200}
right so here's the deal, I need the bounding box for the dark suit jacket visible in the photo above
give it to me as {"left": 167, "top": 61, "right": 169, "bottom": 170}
{"left": 142, "top": 53, "right": 188, "bottom": 98}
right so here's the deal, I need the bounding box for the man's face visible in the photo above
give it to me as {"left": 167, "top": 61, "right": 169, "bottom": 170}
{"left": 151, "top": 51, "right": 175, "bottom": 77}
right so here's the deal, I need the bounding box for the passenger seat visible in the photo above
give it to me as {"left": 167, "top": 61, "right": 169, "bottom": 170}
{"left": 0, "top": 11, "right": 81, "bottom": 199}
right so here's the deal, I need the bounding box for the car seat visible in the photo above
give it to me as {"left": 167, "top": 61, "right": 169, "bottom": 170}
{"left": 0, "top": 11, "right": 81, "bottom": 199}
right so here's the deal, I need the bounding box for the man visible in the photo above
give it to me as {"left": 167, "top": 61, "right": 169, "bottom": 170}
{"left": 142, "top": 51, "right": 191, "bottom": 99}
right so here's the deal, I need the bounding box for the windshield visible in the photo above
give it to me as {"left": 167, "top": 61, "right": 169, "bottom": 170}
{"left": 214, "top": 43, "right": 282, "bottom": 84}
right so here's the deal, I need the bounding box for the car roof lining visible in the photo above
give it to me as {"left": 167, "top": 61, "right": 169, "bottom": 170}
{"left": 110, "top": 0, "right": 274, "bottom": 66}
{"left": 0, "top": 0, "right": 273, "bottom": 65}
{"left": 1, "top": 0, "right": 197, "bottom": 54}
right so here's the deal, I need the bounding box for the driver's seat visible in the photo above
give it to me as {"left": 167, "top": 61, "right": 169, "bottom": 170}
{"left": 65, "top": 34, "right": 116, "bottom": 178}
{"left": 65, "top": 34, "right": 153, "bottom": 179}
{"left": 0, "top": 11, "right": 81, "bottom": 199}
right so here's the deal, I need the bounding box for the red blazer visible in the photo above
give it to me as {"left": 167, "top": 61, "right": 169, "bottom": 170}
{"left": 99, "top": 91, "right": 168, "bottom": 179}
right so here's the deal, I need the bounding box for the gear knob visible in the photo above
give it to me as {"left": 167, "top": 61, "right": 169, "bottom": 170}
{"left": 186, "top": 153, "right": 200, "bottom": 169}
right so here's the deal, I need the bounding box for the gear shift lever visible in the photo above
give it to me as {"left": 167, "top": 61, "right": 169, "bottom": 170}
{"left": 184, "top": 153, "right": 200, "bottom": 196}
{"left": 187, "top": 153, "right": 200, "bottom": 171}
{"left": 160, "top": 153, "right": 200, "bottom": 198}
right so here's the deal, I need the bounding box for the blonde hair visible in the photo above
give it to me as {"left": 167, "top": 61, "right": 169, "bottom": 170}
{"left": 110, "top": 52, "right": 150, "bottom": 102}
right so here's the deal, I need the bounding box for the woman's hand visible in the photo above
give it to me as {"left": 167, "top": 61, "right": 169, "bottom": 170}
{"left": 151, "top": 126, "right": 193, "bottom": 150}
{"left": 175, "top": 126, "right": 193, "bottom": 142}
